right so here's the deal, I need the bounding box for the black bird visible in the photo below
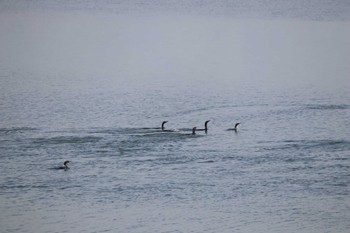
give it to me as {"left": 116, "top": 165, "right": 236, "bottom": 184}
{"left": 192, "top": 127, "right": 197, "bottom": 135}
{"left": 228, "top": 123, "right": 240, "bottom": 131}
{"left": 57, "top": 160, "right": 70, "bottom": 170}
{"left": 197, "top": 120, "right": 210, "bottom": 133}
{"left": 204, "top": 120, "right": 210, "bottom": 131}
{"left": 161, "top": 121, "right": 168, "bottom": 131}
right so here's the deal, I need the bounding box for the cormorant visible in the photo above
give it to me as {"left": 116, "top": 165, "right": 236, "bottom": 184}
{"left": 227, "top": 123, "right": 240, "bottom": 131}
{"left": 57, "top": 160, "right": 70, "bottom": 170}
{"left": 196, "top": 120, "right": 210, "bottom": 132}
{"left": 161, "top": 121, "right": 168, "bottom": 131}
{"left": 192, "top": 127, "right": 197, "bottom": 135}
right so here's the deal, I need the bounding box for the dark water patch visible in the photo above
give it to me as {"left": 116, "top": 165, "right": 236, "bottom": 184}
{"left": 289, "top": 177, "right": 350, "bottom": 196}
{"left": 49, "top": 167, "right": 70, "bottom": 171}
{"left": 59, "top": 185, "right": 81, "bottom": 190}
{"left": 91, "top": 127, "right": 147, "bottom": 135}
{"left": 95, "top": 149, "right": 111, "bottom": 154}
{"left": 139, "top": 127, "right": 168, "bottom": 131}
{"left": 259, "top": 139, "right": 350, "bottom": 152}
{"left": 0, "top": 127, "right": 38, "bottom": 134}
{"left": 319, "top": 163, "right": 350, "bottom": 170}
{"left": 90, "top": 127, "right": 202, "bottom": 145}
{"left": 0, "top": 184, "right": 50, "bottom": 194}
{"left": 110, "top": 180, "right": 217, "bottom": 202}
{"left": 178, "top": 127, "right": 198, "bottom": 132}
{"left": 140, "top": 131, "right": 200, "bottom": 140}
{"left": 126, "top": 128, "right": 181, "bottom": 136}
{"left": 33, "top": 136, "right": 102, "bottom": 145}
{"left": 88, "top": 128, "right": 121, "bottom": 135}
{"left": 90, "top": 127, "right": 177, "bottom": 136}
{"left": 198, "top": 160, "right": 215, "bottom": 163}
{"left": 305, "top": 104, "right": 350, "bottom": 110}
{"left": 222, "top": 155, "right": 236, "bottom": 160}
{"left": 301, "top": 139, "right": 350, "bottom": 151}
{"left": 334, "top": 157, "right": 348, "bottom": 161}
{"left": 116, "top": 130, "right": 202, "bottom": 155}
{"left": 174, "top": 107, "right": 212, "bottom": 117}
{"left": 157, "top": 156, "right": 196, "bottom": 166}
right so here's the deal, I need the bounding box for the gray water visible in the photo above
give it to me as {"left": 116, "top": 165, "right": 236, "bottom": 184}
{"left": 1, "top": 1, "right": 350, "bottom": 233}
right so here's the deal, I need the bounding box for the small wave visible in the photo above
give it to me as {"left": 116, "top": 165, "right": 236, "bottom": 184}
{"left": 90, "top": 127, "right": 168, "bottom": 135}
{"left": 174, "top": 107, "right": 212, "bottom": 116}
{"left": 91, "top": 127, "right": 198, "bottom": 138}
{"left": 178, "top": 128, "right": 194, "bottom": 132}
{"left": 49, "top": 166, "right": 70, "bottom": 170}
{"left": 121, "top": 131, "right": 196, "bottom": 146}
{"left": 198, "top": 160, "right": 215, "bottom": 163}
{"left": 306, "top": 104, "right": 349, "bottom": 110}
{"left": 0, "top": 127, "right": 38, "bottom": 134}
{"left": 260, "top": 139, "right": 350, "bottom": 152}
{"left": 0, "top": 184, "right": 49, "bottom": 190}
{"left": 298, "top": 139, "right": 350, "bottom": 151}
{"left": 33, "top": 136, "right": 102, "bottom": 144}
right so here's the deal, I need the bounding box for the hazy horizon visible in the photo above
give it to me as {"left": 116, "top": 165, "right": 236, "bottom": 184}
{"left": 1, "top": 0, "right": 350, "bottom": 90}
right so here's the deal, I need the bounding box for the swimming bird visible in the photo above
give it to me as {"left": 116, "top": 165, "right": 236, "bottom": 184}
{"left": 227, "top": 123, "right": 240, "bottom": 131}
{"left": 196, "top": 120, "right": 210, "bottom": 132}
{"left": 204, "top": 120, "right": 210, "bottom": 131}
{"left": 161, "top": 121, "right": 168, "bottom": 131}
{"left": 192, "top": 127, "right": 197, "bottom": 135}
{"left": 51, "top": 160, "right": 70, "bottom": 170}
{"left": 61, "top": 160, "right": 70, "bottom": 170}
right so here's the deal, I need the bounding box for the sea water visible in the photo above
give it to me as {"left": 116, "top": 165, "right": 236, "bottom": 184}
{"left": 1, "top": 1, "right": 350, "bottom": 232}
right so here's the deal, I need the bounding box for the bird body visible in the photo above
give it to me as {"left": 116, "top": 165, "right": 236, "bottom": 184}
{"left": 192, "top": 127, "right": 197, "bottom": 135}
{"left": 227, "top": 123, "right": 240, "bottom": 131}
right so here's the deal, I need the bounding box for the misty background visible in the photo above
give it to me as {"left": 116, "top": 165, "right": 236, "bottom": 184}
{"left": 1, "top": 0, "right": 350, "bottom": 91}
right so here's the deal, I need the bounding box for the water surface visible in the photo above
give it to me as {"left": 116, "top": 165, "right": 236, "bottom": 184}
{"left": 1, "top": 1, "right": 350, "bottom": 232}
